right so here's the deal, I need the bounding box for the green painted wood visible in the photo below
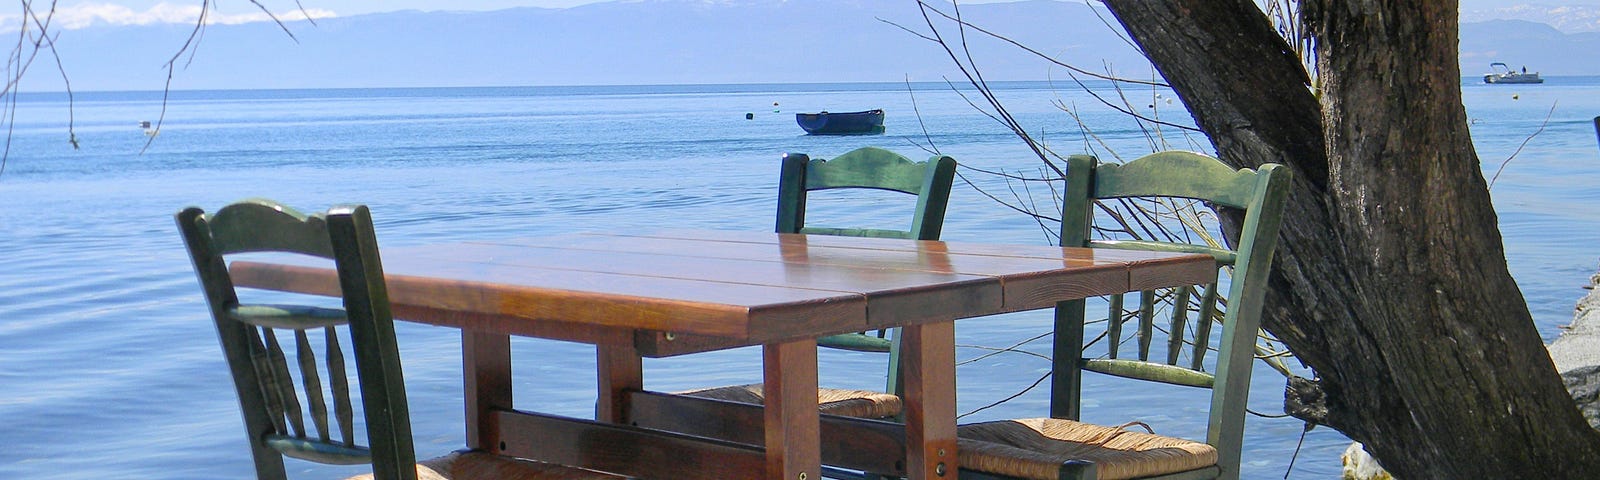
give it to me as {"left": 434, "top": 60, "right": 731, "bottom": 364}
{"left": 229, "top": 304, "right": 347, "bottom": 330}
{"left": 1048, "top": 154, "right": 1097, "bottom": 421}
{"left": 264, "top": 435, "right": 373, "bottom": 465}
{"left": 1106, "top": 293, "right": 1125, "bottom": 359}
{"left": 1137, "top": 289, "right": 1157, "bottom": 362}
{"left": 1083, "top": 358, "right": 1215, "bottom": 388}
{"left": 1167, "top": 286, "right": 1193, "bottom": 366}
{"left": 1034, "top": 152, "right": 1292, "bottom": 480}
{"left": 177, "top": 199, "right": 418, "bottom": 480}
{"left": 296, "top": 329, "right": 331, "bottom": 442}
{"left": 1091, "top": 151, "right": 1263, "bottom": 209}
{"left": 780, "top": 146, "right": 957, "bottom": 241}
{"left": 1204, "top": 162, "right": 1290, "bottom": 480}
{"left": 775, "top": 147, "right": 957, "bottom": 419}
{"left": 326, "top": 329, "right": 355, "bottom": 447}
{"left": 791, "top": 226, "right": 914, "bottom": 239}
{"left": 205, "top": 198, "right": 336, "bottom": 258}
{"left": 816, "top": 333, "right": 893, "bottom": 352}
{"left": 1190, "top": 283, "right": 1220, "bottom": 371}
{"left": 1087, "top": 239, "right": 1237, "bottom": 264}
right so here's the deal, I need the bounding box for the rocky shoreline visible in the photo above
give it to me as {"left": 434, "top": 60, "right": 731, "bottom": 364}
{"left": 1343, "top": 267, "right": 1600, "bottom": 479}
{"left": 1548, "top": 269, "right": 1600, "bottom": 430}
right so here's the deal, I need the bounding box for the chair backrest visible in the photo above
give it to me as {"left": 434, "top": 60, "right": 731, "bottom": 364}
{"left": 777, "top": 147, "right": 957, "bottom": 392}
{"left": 778, "top": 146, "right": 956, "bottom": 240}
{"left": 177, "top": 199, "right": 417, "bottom": 480}
{"left": 1051, "top": 152, "right": 1290, "bottom": 476}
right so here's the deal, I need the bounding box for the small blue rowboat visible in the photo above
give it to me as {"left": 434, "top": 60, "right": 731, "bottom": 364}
{"left": 796, "top": 109, "right": 885, "bottom": 135}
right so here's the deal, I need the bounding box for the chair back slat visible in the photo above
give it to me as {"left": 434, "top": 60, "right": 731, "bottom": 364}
{"left": 248, "top": 329, "right": 291, "bottom": 437}
{"left": 1105, "top": 293, "right": 1125, "bottom": 358}
{"left": 1088, "top": 239, "right": 1237, "bottom": 265}
{"left": 294, "top": 330, "right": 332, "bottom": 443}
{"left": 795, "top": 226, "right": 914, "bottom": 240}
{"left": 1166, "top": 286, "right": 1194, "bottom": 366}
{"left": 326, "top": 329, "right": 356, "bottom": 447}
{"left": 1136, "top": 290, "right": 1156, "bottom": 361}
{"left": 204, "top": 200, "right": 336, "bottom": 258}
{"left": 1091, "top": 151, "right": 1263, "bottom": 209}
{"left": 262, "top": 329, "right": 308, "bottom": 438}
{"left": 779, "top": 147, "right": 957, "bottom": 242}
{"left": 800, "top": 146, "right": 937, "bottom": 193}
{"left": 1048, "top": 152, "right": 1292, "bottom": 480}
{"left": 230, "top": 304, "right": 347, "bottom": 330}
{"left": 1190, "top": 283, "right": 1220, "bottom": 371}
{"left": 178, "top": 199, "right": 418, "bottom": 480}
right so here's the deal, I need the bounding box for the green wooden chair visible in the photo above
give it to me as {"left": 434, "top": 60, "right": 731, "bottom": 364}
{"left": 178, "top": 199, "right": 625, "bottom": 480}
{"left": 681, "top": 146, "right": 957, "bottom": 421}
{"left": 955, "top": 152, "right": 1291, "bottom": 480}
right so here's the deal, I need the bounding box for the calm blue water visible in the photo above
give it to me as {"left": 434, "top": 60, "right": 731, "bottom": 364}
{"left": 2, "top": 78, "right": 1596, "bottom": 479}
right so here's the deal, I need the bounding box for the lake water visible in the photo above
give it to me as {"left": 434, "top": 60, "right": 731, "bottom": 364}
{"left": 2, "top": 78, "right": 1596, "bottom": 479}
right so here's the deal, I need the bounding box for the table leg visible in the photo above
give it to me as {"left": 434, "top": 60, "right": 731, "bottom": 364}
{"left": 763, "top": 338, "right": 820, "bottom": 480}
{"left": 902, "top": 322, "right": 957, "bottom": 479}
{"left": 463, "top": 331, "right": 512, "bottom": 451}
{"left": 596, "top": 342, "right": 643, "bottom": 424}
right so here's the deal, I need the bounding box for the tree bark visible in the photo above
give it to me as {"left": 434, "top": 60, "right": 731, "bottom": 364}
{"left": 1101, "top": 0, "right": 1600, "bottom": 477}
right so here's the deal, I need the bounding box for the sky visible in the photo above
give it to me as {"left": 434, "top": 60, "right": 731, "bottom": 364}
{"left": 15, "top": 0, "right": 1021, "bottom": 27}
{"left": 9, "top": 0, "right": 1600, "bottom": 31}
{"left": 5, "top": 1, "right": 1022, "bottom": 29}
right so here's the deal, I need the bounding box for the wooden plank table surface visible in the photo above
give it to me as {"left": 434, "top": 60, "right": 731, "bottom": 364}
{"left": 230, "top": 230, "right": 1216, "bottom": 480}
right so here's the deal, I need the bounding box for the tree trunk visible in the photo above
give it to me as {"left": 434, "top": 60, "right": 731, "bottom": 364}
{"left": 1101, "top": 0, "right": 1600, "bottom": 477}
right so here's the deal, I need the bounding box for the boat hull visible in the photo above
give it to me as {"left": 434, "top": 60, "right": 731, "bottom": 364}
{"left": 1483, "top": 63, "right": 1544, "bottom": 84}
{"left": 796, "top": 109, "right": 885, "bottom": 135}
{"left": 1484, "top": 74, "right": 1544, "bottom": 84}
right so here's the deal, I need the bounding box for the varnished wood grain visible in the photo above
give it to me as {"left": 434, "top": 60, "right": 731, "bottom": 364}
{"left": 463, "top": 331, "right": 512, "bottom": 452}
{"left": 492, "top": 410, "right": 766, "bottom": 480}
{"left": 902, "top": 322, "right": 957, "bottom": 479}
{"left": 1126, "top": 254, "right": 1220, "bottom": 291}
{"left": 394, "top": 304, "right": 632, "bottom": 345}
{"left": 232, "top": 233, "right": 1215, "bottom": 343}
{"left": 227, "top": 231, "right": 1219, "bottom": 480}
{"left": 625, "top": 390, "right": 907, "bottom": 475}
{"left": 763, "top": 339, "right": 821, "bottom": 480}
{"left": 232, "top": 258, "right": 871, "bottom": 339}
{"left": 596, "top": 343, "right": 642, "bottom": 424}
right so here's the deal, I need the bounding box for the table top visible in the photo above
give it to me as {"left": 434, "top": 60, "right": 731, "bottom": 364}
{"left": 230, "top": 230, "right": 1215, "bottom": 355}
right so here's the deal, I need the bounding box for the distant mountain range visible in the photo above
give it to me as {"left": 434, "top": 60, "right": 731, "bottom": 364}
{"left": 21, "top": 0, "right": 1599, "bottom": 92}
{"left": 1461, "top": 19, "right": 1600, "bottom": 76}
{"left": 1462, "top": 4, "right": 1600, "bottom": 33}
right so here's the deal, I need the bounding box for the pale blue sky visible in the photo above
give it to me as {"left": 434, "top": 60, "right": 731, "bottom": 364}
{"left": 18, "top": 0, "right": 1600, "bottom": 30}
{"left": 2, "top": 0, "right": 1021, "bottom": 30}
{"left": 49, "top": 0, "right": 1023, "bottom": 20}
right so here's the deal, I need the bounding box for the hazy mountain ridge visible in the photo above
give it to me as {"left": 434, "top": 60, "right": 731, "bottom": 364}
{"left": 1460, "top": 19, "right": 1600, "bottom": 76}
{"left": 1462, "top": 5, "right": 1600, "bottom": 33}
{"left": 22, "top": 0, "right": 1596, "bottom": 92}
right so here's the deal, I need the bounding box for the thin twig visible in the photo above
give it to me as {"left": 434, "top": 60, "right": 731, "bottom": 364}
{"left": 1488, "top": 101, "right": 1557, "bottom": 189}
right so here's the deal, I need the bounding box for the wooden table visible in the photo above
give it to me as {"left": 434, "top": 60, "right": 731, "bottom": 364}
{"left": 230, "top": 230, "right": 1215, "bottom": 480}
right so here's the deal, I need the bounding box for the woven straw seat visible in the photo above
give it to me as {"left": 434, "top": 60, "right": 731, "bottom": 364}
{"left": 957, "top": 418, "right": 1218, "bottom": 480}
{"left": 678, "top": 384, "right": 903, "bottom": 419}
{"left": 959, "top": 153, "right": 1291, "bottom": 480}
{"left": 345, "top": 451, "right": 631, "bottom": 480}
